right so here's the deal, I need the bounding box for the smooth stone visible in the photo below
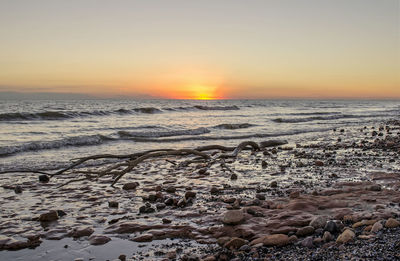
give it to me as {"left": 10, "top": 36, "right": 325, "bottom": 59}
{"left": 184, "top": 191, "right": 196, "bottom": 199}
{"left": 131, "top": 234, "right": 153, "bottom": 242}
{"left": 39, "top": 175, "right": 50, "bottom": 182}
{"left": 39, "top": 210, "right": 59, "bottom": 222}
{"left": 69, "top": 227, "right": 94, "bottom": 238}
{"left": 385, "top": 218, "right": 400, "bottom": 228}
{"left": 310, "top": 216, "right": 327, "bottom": 229}
{"left": 322, "top": 231, "right": 333, "bottom": 242}
{"left": 14, "top": 185, "right": 23, "bottom": 194}
{"left": 296, "top": 226, "right": 315, "bottom": 237}
{"left": 224, "top": 237, "right": 247, "bottom": 249}
{"left": 263, "top": 234, "right": 289, "bottom": 247}
{"left": 108, "top": 201, "right": 119, "bottom": 208}
{"left": 88, "top": 235, "right": 111, "bottom": 245}
{"left": 122, "top": 182, "right": 139, "bottom": 190}
{"left": 222, "top": 210, "right": 245, "bottom": 225}
{"left": 336, "top": 229, "right": 355, "bottom": 244}
{"left": 371, "top": 221, "right": 383, "bottom": 233}
{"left": 324, "top": 221, "right": 338, "bottom": 233}
{"left": 165, "top": 186, "right": 176, "bottom": 193}
{"left": 301, "top": 236, "right": 314, "bottom": 248}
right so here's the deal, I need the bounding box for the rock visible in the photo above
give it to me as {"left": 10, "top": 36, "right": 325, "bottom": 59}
{"left": 131, "top": 234, "right": 153, "bottom": 242}
{"left": 56, "top": 210, "right": 67, "bottom": 217}
{"left": 385, "top": 218, "right": 400, "bottom": 228}
{"left": 177, "top": 198, "right": 186, "bottom": 208}
{"left": 310, "top": 216, "right": 327, "bottom": 229}
{"left": 369, "top": 184, "right": 381, "bottom": 191}
{"left": 39, "top": 175, "right": 50, "bottom": 182}
{"left": 156, "top": 203, "right": 166, "bottom": 210}
{"left": 301, "top": 236, "right": 314, "bottom": 248}
{"left": 315, "top": 160, "right": 324, "bottom": 166}
{"left": 162, "top": 218, "right": 171, "bottom": 224}
{"left": 166, "top": 251, "right": 177, "bottom": 259}
{"left": 230, "top": 173, "right": 238, "bottom": 180}
{"left": 262, "top": 234, "right": 289, "bottom": 247}
{"left": 371, "top": 221, "right": 383, "bottom": 233}
{"left": 224, "top": 237, "right": 247, "bottom": 249}
{"left": 39, "top": 210, "right": 59, "bottom": 222}
{"left": 118, "top": 254, "right": 127, "bottom": 261}
{"left": 288, "top": 235, "right": 298, "bottom": 243}
{"left": 222, "top": 210, "right": 245, "bottom": 225}
{"left": 322, "top": 231, "right": 333, "bottom": 242}
{"left": 324, "top": 221, "right": 338, "bottom": 233}
{"left": 139, "top": 204, "right": 155, "bottom": 214}
{"left": 336, "top": 229, "right": 355, "bottom": 244}
{"left": 108, "top": 201, "right": 119, "bottom": 208}
{"left": 122, "top": 182, "right": 139, "bottom": 190}
{"left": 164, "top": 197, "right": 174, "bottom": 206}
{"left": 198, "top": 168, "right": 207, "bottom": 175}
{"left": 255, "top": 193, "right": 265, "bottom": 200}
{"left": 69, "top": 226, "right": 94, "bottom": 238}
{"left": 289, "top": 191, "right": 300, "bottom": 199}
{"left": 352, "top": 219, "right": 378, "bottom": 228}
{"left": 165, "top": 186, "right": 176, "bottom": 193}
{"left": 296, "top": 226, "right": 315, "bottom": 237}
{"left": 260, "top": 140, "right": 288, "bottom": 148}
{"left": 217, "top": 237, "right": 231, "bottom": 246}
{"left": 88, "top": 235, "right": 111, "bottom": 245}
{"left": 261, "top": 161, "right": 268, "bottom": 168}
{"left": 270, "top": 181, "right": 278, "bottom": 188}
{"left": 184, "top": 191, "right": 196, "bottom": 199}
{"left": 210, "top": 186, "right": 220, "bottom": 194}
{"left": 14, "top": 185, "right": 23, "bottom": 194}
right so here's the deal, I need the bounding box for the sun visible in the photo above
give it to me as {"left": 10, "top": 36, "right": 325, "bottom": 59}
{"left": 189, "top": 84, "right": 220, "bottom": 100}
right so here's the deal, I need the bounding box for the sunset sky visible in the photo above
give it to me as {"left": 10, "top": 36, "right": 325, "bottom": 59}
{"left": 0, "top": 0, "right": 399, "bottom": 99}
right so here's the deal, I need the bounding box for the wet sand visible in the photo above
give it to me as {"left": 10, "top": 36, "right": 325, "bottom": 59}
{"left": 1, "top": 120, "right": 400, "bottom": 260}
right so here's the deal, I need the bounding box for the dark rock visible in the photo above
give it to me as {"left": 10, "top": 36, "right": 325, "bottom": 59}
{"left": 324, "top": 221, "right": 338, "bottom": 233}
{"left": 184, "top": 191, "right": 196, "bottom": 199}
{"left": 156, "top": 203, "right": 166, "bottom": 210}
{"left": 261, "top": 161, "right": 268, "bottom": 168}
{"left": 39, "top": 175, "right": 50, "bottom": 183}
{"left": 131, "top": 234, "right": 153, "bottom": 242}
{"left": 118, "top": 254, "right": 127, "bottom": 261}
{"left": 162, "top": 218, "right": 171, "bottom": 224}
{"left": 210, "top": 186, "right": 220, "bottom": 194}
{"left": 230, "top": 173, "right": 238, "bottom": 180}
{"left": 165, "top": 186, "right": 176, "bottom": 193}
{"left": 14, "top": 185, "right": 23, "bottom": 194}
{"left": 301, "top": 236, "right": 314, "bottom": 248}
{"left": 270, "top": 181, "right": 278, "bottom": 188}
{"left": 255, "top": 193, "right": 265, "bottom": 200}
{"left": 69, "top": 226, "right": 94, "bottom": 238}
{"left": 122, "top": 182, "right": 139, "bottom": 190}
{"left": 164, "top": 197, "right": 174, "bottom": 206}
{"left": 108, "top": 201, "right": 119, "bottom": 208}
{"left": 39, "top": 210, "right": 59, "bottom": 222}
{"left": 260, "top": 140, "right": 288, "bottom": 148}
{"left": 177, "top": 198, "right": 186, "bottom": 208}
{"left": 88, "top": 235, "right": 111, "bottom": 245}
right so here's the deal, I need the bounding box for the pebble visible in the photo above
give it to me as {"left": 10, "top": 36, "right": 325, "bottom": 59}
{"left": 301, "top": 236, "right": 314, "bottom": 248}
{"left": 88, "top": 235, "right": 111, "bottom": 245}
{"left": 224, "top": 237, "right": 247, "bottom": 249}
{"left": 108, "top": 201, "right": 119, "bottom": 208}
{"left": 385, "top": 218, "right": 400, "bottom": 228}
{"left": 371, "top": 221, "right": 383, "bottom": 233}
{"left": 222, "top": 210, "right": 244, "bottom": 225}
{"left": 296, "top": 226, "right": 315, "bottom": 237}
{"left": 14, "top": 185, "right": 23, "bottom": 194}
{"left": 336, "top": 229, "right": 355, "bottom": 244}
{"left": 38, "top": 175, "right": 50, "bottom": 183}
{"left": 310, "top": 216, "right": 327, "bottom": 229}
{"left": 39, "top": 210, "right": 59, "bottom": 222}
{"left": 122, "top": 182, "right": 139, "bottom": 190}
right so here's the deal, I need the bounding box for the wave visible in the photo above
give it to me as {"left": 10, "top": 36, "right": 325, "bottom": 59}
{"left": 271, "top": 114, "right": 385, "bottom": 123}
{"left": 118, "top": 127, "right": 210, "bottom": 138}
{"left": 0, "top": 134, "right": 113, "bottom": 157}
{"left": 126, "top": 128, "right": 330, "bottom": 143}
{"left": 213, "top": 123, "right": 256, "bottom": 130}
{"left": 193, "top": 105, "right": 240, "bottom": 111}
{"left": 0, "top": 107, "right": 163, "bottom": 121}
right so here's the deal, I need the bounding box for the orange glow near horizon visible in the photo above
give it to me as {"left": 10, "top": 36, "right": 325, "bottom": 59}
{"left": 169, "top": 84, "right": 224, "bottom": 100}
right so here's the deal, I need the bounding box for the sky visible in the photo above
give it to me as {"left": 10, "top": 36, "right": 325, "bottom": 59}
{"left": 0, "top": 0, "right": 399, "bottom": 99}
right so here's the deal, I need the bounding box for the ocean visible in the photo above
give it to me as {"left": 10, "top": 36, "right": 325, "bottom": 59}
{"left": 0, "top": 99, "right": 399, "bottom": 173}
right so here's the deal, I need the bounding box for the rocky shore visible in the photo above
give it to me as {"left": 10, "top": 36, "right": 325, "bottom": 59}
{"left": 1, "top": 120, "right": 400, "bottom": 260}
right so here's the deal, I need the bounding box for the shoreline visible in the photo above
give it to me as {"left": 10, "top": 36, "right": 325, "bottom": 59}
{"left": 1, "top": 120, "right": 400, "bottom": 260}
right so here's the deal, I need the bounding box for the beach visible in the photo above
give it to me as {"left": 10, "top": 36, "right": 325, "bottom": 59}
{"left": 1, "top": 105, "right": 399, "bottom": 260}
